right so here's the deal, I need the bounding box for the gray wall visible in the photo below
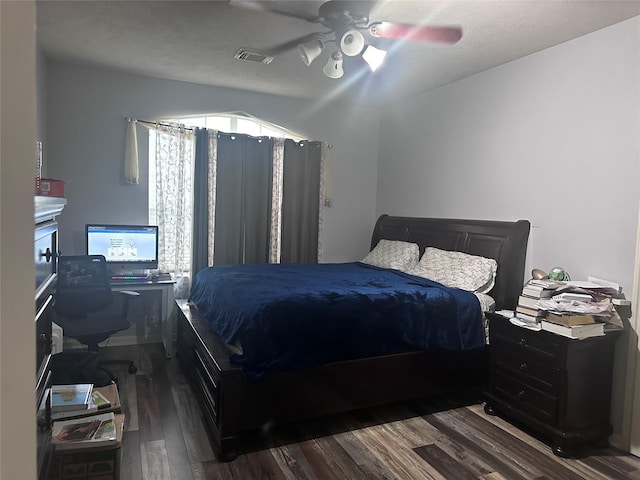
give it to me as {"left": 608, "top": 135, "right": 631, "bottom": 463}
{"left": 377, "top": 16, "right": 640, "bottom": 447}
{"left": 36, "top": 48, "right": 49, "bottom": 169}
{"left": 45, "top": 63, "right": 381, "bottom": 263}
{"left": 1, "top": 2, "right": 38, "bottom": 478}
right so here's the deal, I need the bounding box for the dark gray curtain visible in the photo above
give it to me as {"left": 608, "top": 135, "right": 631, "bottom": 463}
{"left": 281, "top": 139, "right": 321, "bottom": 263}
{"left": 192, "top": 128, "right": 210, "bottom": 275}
{"left": 214, "top": 133, "right": 273, "bottom": 265}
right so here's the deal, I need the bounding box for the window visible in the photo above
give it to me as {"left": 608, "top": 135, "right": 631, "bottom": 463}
{"left": 148, "top": 114, "right": 321, "bottom": 289}
{"left": 149, "top": 114, "right": 302, "bottom": 224}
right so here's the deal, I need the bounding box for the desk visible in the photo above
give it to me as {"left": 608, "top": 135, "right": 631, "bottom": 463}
{"left": 110, "top": 280, "right": 175, "bottom": 358}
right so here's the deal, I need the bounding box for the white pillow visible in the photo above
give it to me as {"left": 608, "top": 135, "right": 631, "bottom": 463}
{"left": 408, "top": 247, "right": 497, "bottom": 293}
{"left": 361, "top": 239, "right": 419, "bottom": 271}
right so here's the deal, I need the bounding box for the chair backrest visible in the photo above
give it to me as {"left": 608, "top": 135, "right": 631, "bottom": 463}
{"left": 55, "top": 255, "right": 113, "bottom": 318}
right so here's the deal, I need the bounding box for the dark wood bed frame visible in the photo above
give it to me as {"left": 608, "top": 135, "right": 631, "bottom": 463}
{"left": 175, "top": 215, "right": 531, "bottom": 460}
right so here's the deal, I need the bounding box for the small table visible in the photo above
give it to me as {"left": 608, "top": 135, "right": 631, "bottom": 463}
{"left": 48, "top": 384, "right": 124, "bottom": 480}
{"left": 48, "top": 420, "right": 124, "bottom": 480}
{"left": 484, "top": 311, "right": 621, "bottom": 457}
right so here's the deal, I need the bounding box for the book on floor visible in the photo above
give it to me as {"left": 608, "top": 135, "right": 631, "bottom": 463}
{"left": 52, "top": 412, "right": 120, "bottom": 451}
{"left": 50, "top": 384, "right": 93, "bottom": 413}
{"left": 541, "top": 320, "right": 605, "bottom": 339}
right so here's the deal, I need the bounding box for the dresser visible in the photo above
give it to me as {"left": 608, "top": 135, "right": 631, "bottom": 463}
{"left": 484, "top": 312, "right": 620, "bottom": 457}
{"left": 35, "top": 196, "right": 67, "bottom": 480}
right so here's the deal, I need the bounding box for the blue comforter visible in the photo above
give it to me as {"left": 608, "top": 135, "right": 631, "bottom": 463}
{"left": 189, "top": 262, "right": 484, "bottom": 378}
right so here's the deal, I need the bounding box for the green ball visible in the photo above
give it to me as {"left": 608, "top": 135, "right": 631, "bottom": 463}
{"left": 548, "top": 267, "right": 570, "bottom": 281}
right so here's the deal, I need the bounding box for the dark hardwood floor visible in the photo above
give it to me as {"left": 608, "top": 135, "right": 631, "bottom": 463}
{"left": 101, "top": 343, "right": 640, "bottom": 480}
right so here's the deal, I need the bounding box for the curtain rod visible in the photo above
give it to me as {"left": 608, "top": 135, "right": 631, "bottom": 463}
{"left": 125, "top": 117, "right": 332, "bottom": 147}
{"left": 126, "top": 117, "right": 195, "bottom": 131}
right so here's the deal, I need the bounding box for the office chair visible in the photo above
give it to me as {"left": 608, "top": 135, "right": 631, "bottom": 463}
{"left": 54, "top": 255, "right": 138, "bottom": 383}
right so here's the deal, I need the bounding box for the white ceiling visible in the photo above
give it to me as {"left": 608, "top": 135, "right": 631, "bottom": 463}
{"left": 37, "top": 0, "right": 640, "bottom": 103}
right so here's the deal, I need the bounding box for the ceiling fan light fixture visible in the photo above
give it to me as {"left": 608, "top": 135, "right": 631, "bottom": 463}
{"left": 339, "top": 29, "right": 365, "bottom": 56}
{"left": 297, "top": 39, "right": 324, "bottom": 66}
{"left": 362, "top": 45, "right": 387, "bottom": 72}
{"left": 323, "top": 50, "right": 344, "bottom": 79}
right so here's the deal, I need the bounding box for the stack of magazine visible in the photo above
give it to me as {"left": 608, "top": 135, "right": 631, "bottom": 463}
{"left": 510, "top": 276, "right": 627, "bottom": 338}
{"left": 534, "top": 277, "right": 624, "bottom": 339}
{"left": 50, "top": 382, "right": 123, "bottom": 451}
{"left": 51, "top": 412, "right": 119, "bottom": 451}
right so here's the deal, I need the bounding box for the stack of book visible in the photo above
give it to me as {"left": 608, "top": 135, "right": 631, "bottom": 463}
{"left": 516, "top": 279, "right": 563, "bottom": 324}
{"left": 541, "top": 311, "right": 605, "bottom": 339}
{"left": 50, "top": 382, "right": 124, "bottom": 452}
{"left": 51, "top": 383, "right": 93, "bottom": 416}
{"left": 50, "top": 383, "right": 115, "bottom": 421}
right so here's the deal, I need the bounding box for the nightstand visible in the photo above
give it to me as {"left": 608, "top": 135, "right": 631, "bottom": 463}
{"left": 483, "top": 312, "right": 621, "bottom": 457}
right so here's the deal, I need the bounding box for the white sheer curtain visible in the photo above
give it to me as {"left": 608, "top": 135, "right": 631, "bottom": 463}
{"left": 318, "top": 142, "right": 327, "bottom": 261}
{"left": 207, "top": 129, "right": 218, "bottom": 266}
{"left": 269, "top": 138, "right": 284, "bottom": 264}
{"left": 153, "top": 123, "right": 195, "bottom": 298}
{"left": 124, "top": 118, "right": 139, "bottom": 184}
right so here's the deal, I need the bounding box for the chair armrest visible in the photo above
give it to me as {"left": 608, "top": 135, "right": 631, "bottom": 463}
{"left": 116, "top": 290, "right": 140, "bottom": 297}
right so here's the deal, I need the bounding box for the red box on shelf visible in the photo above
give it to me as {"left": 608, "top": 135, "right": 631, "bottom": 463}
{"left": 36, "top": 178, "right": 65, "bottom": 197}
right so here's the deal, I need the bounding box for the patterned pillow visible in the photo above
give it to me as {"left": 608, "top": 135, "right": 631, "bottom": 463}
{"left": 361, "top": 240, "right": 419, "bottom": 271}
{"left": 408, "top": 247, "right": 498, "bottom": 293}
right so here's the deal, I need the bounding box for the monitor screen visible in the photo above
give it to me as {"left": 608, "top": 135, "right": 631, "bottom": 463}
{"left": 85, "top": 224, "right": 159, "bottom": 273}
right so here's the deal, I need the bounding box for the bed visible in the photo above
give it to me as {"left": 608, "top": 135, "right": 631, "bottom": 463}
{"left": 175, "top": 214, "right": 531, "bottom": 460}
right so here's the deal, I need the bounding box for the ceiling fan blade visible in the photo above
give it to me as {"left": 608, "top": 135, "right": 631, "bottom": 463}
{"left": 229, "top": 1, "right": 320, "bottom": 23}
{"left": 368, "top": 22, "right": 462, "bottom": 44}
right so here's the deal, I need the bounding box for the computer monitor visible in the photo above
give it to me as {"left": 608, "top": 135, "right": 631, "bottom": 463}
{"left": 85, "top": 224, "right": 159, "bottom": 275}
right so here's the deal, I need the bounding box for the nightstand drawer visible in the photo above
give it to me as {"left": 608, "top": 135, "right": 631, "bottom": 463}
{"left": 491, "top": 346, "right": 560, "bottom": 395}
{"left": 491, "top": 370, "right": 557, "bottom": 424}
{"left": 491, "top": 322, "right": 562, "bottom": 365}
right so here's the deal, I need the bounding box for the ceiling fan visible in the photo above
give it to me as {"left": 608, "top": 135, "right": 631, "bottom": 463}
{"left": 232, "top": 0, "right": 463, "bottom": 78}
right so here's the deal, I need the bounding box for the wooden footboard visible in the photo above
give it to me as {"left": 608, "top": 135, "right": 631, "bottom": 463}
{"left": 176, "top": 299, "right": 489, "bottom": 461}
{"left": 175, "top": 299, "right": 243, "bottom": 460}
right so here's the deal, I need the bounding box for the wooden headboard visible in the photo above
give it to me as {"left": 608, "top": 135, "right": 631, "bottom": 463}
{"left": 371, "top": 215, "right": 531, "bottom": 310}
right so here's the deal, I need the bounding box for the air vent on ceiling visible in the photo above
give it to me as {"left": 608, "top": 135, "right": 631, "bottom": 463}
{"left": 234, "top": 48, "right": 274, "bottom": 65}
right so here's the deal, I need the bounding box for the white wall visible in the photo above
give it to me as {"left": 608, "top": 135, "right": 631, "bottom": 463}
{"left": 36, "top": 48, "right": 48, "bottom": 166}
{"left": 378, "top": 17, "right": 640, "bottom": 447}
{"left": 0, "top": 2, "right": 38, "bottom": 479}
{"left": 45, "top": 63, "right": 382, "bottom": 264}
